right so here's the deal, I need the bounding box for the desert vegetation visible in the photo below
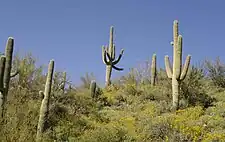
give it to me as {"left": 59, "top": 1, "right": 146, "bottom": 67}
{"left": 0, "top": 20, "right": 225, "bottom": 142}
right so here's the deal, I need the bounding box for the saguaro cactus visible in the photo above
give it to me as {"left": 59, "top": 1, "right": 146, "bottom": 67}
{"left": 151, "top": 54, "right": 157, "bottom": 86}
{"left": 164, "top": 20, "right": 191, "bottom": 110}
{"left": 102, "top": 26, "right": 124, "bottom": 87}
{"left": 90, "top": 80, "right": 97, "bottom": 98}
{"left": 36, "top": 60, "right": 54, "bottom": 141}
{"left": 0, "top": 37, "right": 19, "bottom": 118}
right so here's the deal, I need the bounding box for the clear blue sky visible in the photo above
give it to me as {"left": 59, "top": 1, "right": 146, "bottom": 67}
{"left": 0, "top": 1, "right": 225, "bottom": 86}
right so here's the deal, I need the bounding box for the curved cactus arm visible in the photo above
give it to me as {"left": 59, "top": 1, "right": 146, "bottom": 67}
{"left": 165, "top": 55, "right": 173, "bottom": 79}
{"left": 102, "top": 46, "right": 111, "bottom": 65}
{"left": 102, "top": 45, "right": 107, "bottom": 64}
{"left": 106, "top": 51, "right": 113, "bottom": 63}
{"left": 180, "top": 55, "right": 191, "bottom": 81}
{"left": 105, "top": 45, "right": 109, "bottom": 52}
{"left": 10, "top": 69, "right": 19, "bottom": 78}
{"left": 112, "top": 64, "right": 123, "bottom": 71}
{"left": 112, "top": 49, "right": 124, "bottom": 65}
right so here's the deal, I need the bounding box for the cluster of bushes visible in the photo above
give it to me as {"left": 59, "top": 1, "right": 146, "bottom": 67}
{"left": 0, "top": 53, "right": 225, "bottom": 142}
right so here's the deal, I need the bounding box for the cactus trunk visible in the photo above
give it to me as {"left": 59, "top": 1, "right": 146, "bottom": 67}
{"left": 151, "top": 54, "right": 157, "bottom": 86}
{"left": 36, "top": 60, "right": 54, "bottom": 142}
{"left": 172, "top": 77, "right": 180, "bottom": 110}
{"left": 105, "top": 65, "right": 112, "bottom": 86}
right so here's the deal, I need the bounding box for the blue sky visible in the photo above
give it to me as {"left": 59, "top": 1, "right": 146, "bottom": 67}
{"left": 0, "top": 1, "right": 225, "bottom": 86}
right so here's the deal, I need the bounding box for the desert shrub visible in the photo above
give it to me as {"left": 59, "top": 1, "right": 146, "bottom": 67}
{"left": 138, "top": 84, "right": 171, "bottom": 102}
{"left": 77, "top": 122, "right": 128, "bottom": 142}
{"left": 0, "top": 87, "right": 41, "bottom": 141}
{"left": 0, "top": 54, "right": 45, "bottom": 141}
{"left": 205, "top": 57, "right": 225, "bottom": 88}
{"left": 80, "top": 72, "right": 96, "bottom": 89}
{"left": 180, "top": 65, "right": 215, "bottom": 108}
{"left": 156, "top": 68, "right": 172, "bottom": 89}
{"left": 52, "top": 71, "right": 72, "bottom": 96}
{"left": 11, "top": 53, "right": 45, "bottom": 92}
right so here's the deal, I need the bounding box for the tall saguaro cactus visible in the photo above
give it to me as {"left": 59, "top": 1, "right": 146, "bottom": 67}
{"left": 0, "top": 37, "right": 19, "bottom": 118}
{"left": 164, "top": 20, "right": 191, "bottom": 110}
{"left": 36, "top": 60, "right": 54, "bottom": 142}
{"left": 151, "top": 54, "right": 157, "bottom": 86}
{"left": 102, "top": 26, "right": 124, "bottom": 87}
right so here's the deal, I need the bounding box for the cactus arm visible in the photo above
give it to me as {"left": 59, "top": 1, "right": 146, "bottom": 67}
{"left": 164, "top": 55, "right": 173, "bottom": 78}
{"left": 112, "top": 49, "right": 124, "bottom": 65}
{"left": 174, "top": 35, "right": 183, "bottom": 79}
{"left": 102, "top": 46, "right": 111, "bottom": 65}
{"left": 10, "top": 69, "right": 19, "bottom": 78}
{"left": 106, "top": 52, "right": 113, "bottom": 62}
{"left": 102, "top": 45, "right": 107, "bottom": 64}
{"left": 180, "top": 55, "right": 191, "bottom": 80}
{"left": 112, "top": 64, "right": 123, "bottom": 71}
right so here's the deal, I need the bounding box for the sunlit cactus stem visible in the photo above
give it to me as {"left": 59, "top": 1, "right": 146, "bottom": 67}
{"left": 36, "top": 60, "right": 54, "bottom": 142}
{"left": 102, "top": 26, "right": 124, "bottom": 87}
{"left": 164, "top": 20, "right": 191, "bottom": 111}
{"left": 151, "top": 54, "right": 157, "bottom": 86}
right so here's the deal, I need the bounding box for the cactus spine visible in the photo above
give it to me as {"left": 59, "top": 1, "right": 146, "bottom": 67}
{"left": 151, "top": 54, "right": 157, "bottom": 86}
{"left": 36, "top": 60, "right": 54, "bottom": 141}
{"left": 102, "top": 26, "right": 124, "bottom": 87}
{"left": 164, "top": 20, "right": 191, "bottom": 110}
{"left": 90, "top": 80, "right": 97, "bottom": 98}
{"left": 0, "top": 37, "right": 19, "bottom": 118}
